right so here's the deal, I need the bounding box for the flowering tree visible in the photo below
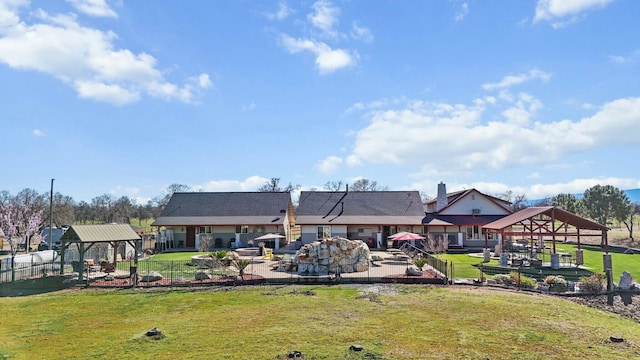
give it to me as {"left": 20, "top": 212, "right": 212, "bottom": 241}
{"left": 0, "top": 200, "right": 43, "bottom": 281}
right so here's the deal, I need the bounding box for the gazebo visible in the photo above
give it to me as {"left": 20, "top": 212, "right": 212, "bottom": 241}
{"left": 59, "top": 224, "right": 141, "bottom": 282}
{"left": 483, "top": 206, "right": 609, "bottom": 268}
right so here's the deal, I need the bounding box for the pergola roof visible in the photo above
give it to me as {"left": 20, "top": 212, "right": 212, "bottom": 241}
{"left": 60, "top": 224, "right": 141, "bottom": 243}
{"left": 483, "top": 206, "right": 608, "bottom": 231}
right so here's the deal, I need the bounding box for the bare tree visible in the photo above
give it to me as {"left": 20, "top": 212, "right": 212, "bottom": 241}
{"left": 44, "top": 192, "right": 75, "bottom": 227}
{"left": 112, "top": 196, "right": 134, "bottom": 223}
{"left": 153, "top": 183, "right": 191, "bottom": 209}
{"left": 258, "top": 178, "right": 300, "bottom": 192}
{"left": 421, "top": 234, "right": 448, "bottom": 258}
{"left": 622, "top": 203, "right": 640, "bottom": 242}
{"left": 91, "top": 194, "right": 115, "bottom": 223}
{"left": 323, "top": 181, "right": 345, "bottom": 191}
{"left": 349, "top": 178, "right": 388, "bottom": 191}
{"left": 497, "top": 190, "right": 528, "bottom": 211}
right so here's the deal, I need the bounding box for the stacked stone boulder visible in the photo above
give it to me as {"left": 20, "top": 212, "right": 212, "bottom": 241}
{"left": 294, "top": 237, "right": 370, "bottom": 275}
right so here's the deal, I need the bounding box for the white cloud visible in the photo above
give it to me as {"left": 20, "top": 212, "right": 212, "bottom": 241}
{"left": 410, "top": 177, "right": 640, "bottom": 201}
{"left": 454, "top": 2, "right": 469, "bottom": 22}
{"left": 241, "top": 102, "right": 256, "bottom": 112}
{"left": 608, "top": 49, "right": 640, "bottom": 64}
{"left": 32, "top": 129, "right": 45, "bottom": 137}
{"left": 0, "top": 4, "right": 210, "bottom": 105}
{"left": 351, "top": 22, "right": 373, "bottom": 43}
{"left": 66, "top": 0, "right": 117, "bottom": 18}
{"left": 482, "top": 68, "right": 551, "bottom": 90}
{"left": 279, "top": 34, "right": 357, "bottom": 74}
{"left": 317, "top": 156, "right": 343, "bottom": 174}
{"left": 308, "top": 0, "right": 340, "bottom": 39}
{"left": 194, "top": 176, "right": 270, "bottom": 192}
{"left": 500, "top": 92, "right": 542, "bottom": 126}
{"left": 266, "top": 1, "right": 293, "bottom": 21}
{"left": 534, "top": 0, "right": 614, "bottom": 28}
{"left": 343, "top": 94, "right": 640, "bottom": 177}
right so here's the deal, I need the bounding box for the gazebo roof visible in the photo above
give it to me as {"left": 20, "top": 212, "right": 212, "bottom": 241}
{"left": 483, "top": 206, "right": 608, "bottom": 231}
{"left": 60, "top": 224, "right": 141, "bottom": 243}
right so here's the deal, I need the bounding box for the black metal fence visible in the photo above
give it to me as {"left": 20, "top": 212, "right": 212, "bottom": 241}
{"left": 0, "top": 255, "right": 447, "bottom": 288}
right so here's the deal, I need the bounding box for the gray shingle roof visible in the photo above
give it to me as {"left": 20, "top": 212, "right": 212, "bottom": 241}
{"left": 295, "top": 191, "right": 425, "bottom": 225}
{"left": 151, "top": 192, "right": 293, "bottom": 226}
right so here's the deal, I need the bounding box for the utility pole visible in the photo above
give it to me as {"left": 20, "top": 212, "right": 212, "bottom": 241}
{"left": 49, "top": 178, "right": 54, "bottom": 249}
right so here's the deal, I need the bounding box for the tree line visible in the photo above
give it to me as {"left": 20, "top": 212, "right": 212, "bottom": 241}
{"left": 0, "top": 179, "right": 638, "bottom": 252}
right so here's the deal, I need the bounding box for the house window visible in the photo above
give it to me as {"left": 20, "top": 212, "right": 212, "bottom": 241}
{"left": 235, "top": 225, "right": 249, "bottom": 233}
{"left": 466, "top": 225, "right": 480, "bottom": 240}
{"left": 317, "top": 226, "right": 331, "bottom": 240}
{"left": 198, "top": 226, "right": 212, "bottom": 234}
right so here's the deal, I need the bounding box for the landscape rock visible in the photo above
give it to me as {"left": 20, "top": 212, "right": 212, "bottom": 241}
{"left": 195, "top": 272, "right": 212, "bottom": 281}
{"left": 406, "top": 265, "right": 423, "bottom": 276}
{"left": 140, "top": 271, "right": 163, "bottom": 282}
{"left": 619, "top": 271, "right": 633, "bottom": 290}
{"left": 294, "top": 237, "right": 369, "bottom": 275}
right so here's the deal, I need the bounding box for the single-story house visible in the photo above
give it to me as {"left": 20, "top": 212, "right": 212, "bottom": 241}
{"left": 295, "top": 190, "right": 425, "bottom": 248}
{"left": 151, "top": 192, "right": 295, "bottom": 251}
{"left": 423, "top": 182, "right": 513, "bottom": 249}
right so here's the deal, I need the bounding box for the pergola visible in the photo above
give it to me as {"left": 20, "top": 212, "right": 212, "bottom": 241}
{"left": 59, "top": 224, "right": 141, "bottom": 282}
{"left": 483, "top": 206, "right": 609, "bottom": 256}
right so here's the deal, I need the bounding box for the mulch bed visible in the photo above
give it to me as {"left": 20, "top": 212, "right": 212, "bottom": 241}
{"left": 88, "top": 274, "right": 265, "bottom": 288}
{"left": 381, "top": 268, "right": 445, "bottom": 284}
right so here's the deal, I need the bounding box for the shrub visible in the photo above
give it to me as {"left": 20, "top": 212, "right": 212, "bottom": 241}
{"left": 544, "top": 275, "right": 568, "bottom": 292}
{"left": 210, "top": 250, "right": 229, "bottom": 259}
{"left": 493, "top": 274, "right": 514, "bottom": 286}
{"left": 413, "top": 256, "right": 428, "bottom": 270}
{"left": 579, "top": 273, "right": 605, "bottom": 294}
{"left": 518, "top": 275, "right": 537, "bottom": 289}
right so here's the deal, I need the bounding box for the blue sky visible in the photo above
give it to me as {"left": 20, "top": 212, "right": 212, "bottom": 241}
{"left": 1, "top": 0, "right": 639, "bottom": 204}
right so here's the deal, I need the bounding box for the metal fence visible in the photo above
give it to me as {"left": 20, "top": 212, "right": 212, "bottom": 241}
{"left": 0, "top": 254, "right": 448, "bottom": 288}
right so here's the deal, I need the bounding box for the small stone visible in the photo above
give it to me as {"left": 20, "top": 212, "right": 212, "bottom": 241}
{"left": 146, "top": 327, "right": 162, "bottom": 337}
{"left": 195, "top": 272, "right": 212, "bottom": 281}
{"left": 610, "top": 336, "right": 624, "bottom": 343}
{"left": 350, "top": 344, "right": 364, "bottom": 351}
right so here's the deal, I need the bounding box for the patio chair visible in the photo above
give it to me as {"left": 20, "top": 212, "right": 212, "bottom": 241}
{"left": 262, "top": 248, "right": 273, "bottom": 260}
{"left": 84, "top": 259, "right": 101, "bottom": 274}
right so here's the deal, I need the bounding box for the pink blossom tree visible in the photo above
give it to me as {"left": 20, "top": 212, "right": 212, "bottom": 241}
{"left": 0, "top": 201, "right": 43, "bottom": 281}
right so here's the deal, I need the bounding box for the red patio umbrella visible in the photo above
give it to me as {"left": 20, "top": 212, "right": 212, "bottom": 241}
{"left": 389, "top": 232, "right": 425, "bottom": 241}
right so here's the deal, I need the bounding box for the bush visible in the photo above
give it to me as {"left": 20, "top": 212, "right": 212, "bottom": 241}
{"left": 518, "top": 275, "right": 537, "bottom": 289}
{"left": 210, "top": 250, "right": 229, "bottom": 259}
{"left": 493, "top": 274, "right": 514, "bottom": 286}
{"left": 544, "top": 275, "right": 568, "bottom": 292}
{"left": 413, "top": 257, "right": 428, "bottom": 270}
{"left": 579, "top": 273, "right": 605, "bottom": 294}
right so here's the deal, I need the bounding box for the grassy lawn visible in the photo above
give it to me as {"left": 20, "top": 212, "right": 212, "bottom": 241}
{"left": 1, "top": 285, "right": 639, "bottom": 359}
{"left": 440, "top": 242, "right": 639, "bottom": 281}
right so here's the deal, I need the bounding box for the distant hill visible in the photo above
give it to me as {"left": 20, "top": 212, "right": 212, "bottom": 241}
{"left": 626, "top": 188, "right": 640, "bottom": 203}
{"left": 529, "top": 188, "right": 640, "bottom": 205}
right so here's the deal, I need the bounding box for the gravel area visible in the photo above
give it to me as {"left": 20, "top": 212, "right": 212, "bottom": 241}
{"left": 568, "top": 293, "right": 640, "bottom": 323}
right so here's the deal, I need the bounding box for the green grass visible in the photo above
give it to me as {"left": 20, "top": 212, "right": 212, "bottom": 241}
{"left": 1, "top": 285, "right": 639, "bottom": 359}
{"left": 440, "top": 242, "right": 640, "bottom": 281}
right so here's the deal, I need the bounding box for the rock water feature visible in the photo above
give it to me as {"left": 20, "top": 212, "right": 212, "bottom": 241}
{"left": 294, "top": 237, "right": 370, "bottom": 275}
